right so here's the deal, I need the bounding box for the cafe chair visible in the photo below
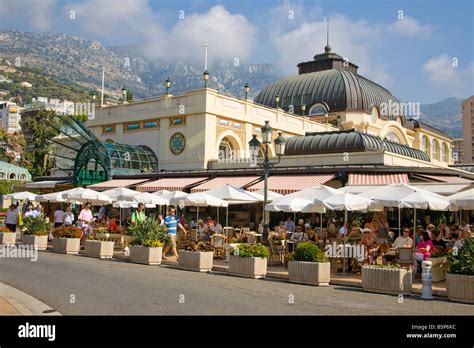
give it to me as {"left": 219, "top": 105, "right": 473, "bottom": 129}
{"left": 396, "top": 247, "right": 413, "bottom": 270}
{"left": 211, "top": 234, "right": 225, "bottom": 259}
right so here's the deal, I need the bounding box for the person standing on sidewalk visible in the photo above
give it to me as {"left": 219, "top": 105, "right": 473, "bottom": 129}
{"left": 131, "top": 203, "right": 146, "bottom": 225}
{"left": 163, "top": 208, "right": 186, "bottom": 260}
{"left": 5, "top": 204, "right": 19, "bottom": 232}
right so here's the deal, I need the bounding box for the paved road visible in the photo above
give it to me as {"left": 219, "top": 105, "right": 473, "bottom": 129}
{"left": 0, "top": 251, "right": 472, "bottom": 315}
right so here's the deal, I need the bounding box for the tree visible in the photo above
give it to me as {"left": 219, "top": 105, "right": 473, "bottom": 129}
{"left": 22, "top": 110, "right": 61, "bottom": 176}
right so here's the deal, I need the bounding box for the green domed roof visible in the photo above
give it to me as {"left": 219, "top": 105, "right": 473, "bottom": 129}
{"left": 0, "top": 160, "right": 31, "bottom": 181}
{"left": 255, "top": 68, "right": 399, "bottom": 118}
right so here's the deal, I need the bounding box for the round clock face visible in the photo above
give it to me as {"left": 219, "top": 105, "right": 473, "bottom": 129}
{"left": 169, "top": 132, "right": 186, "bottom": 155}
{"left": 371, "top": 106, "right": 378, "bottom": 123}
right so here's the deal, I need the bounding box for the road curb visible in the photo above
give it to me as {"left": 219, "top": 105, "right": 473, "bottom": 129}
{"left": 0, "top": 282, "right": 61, "bottom": 315}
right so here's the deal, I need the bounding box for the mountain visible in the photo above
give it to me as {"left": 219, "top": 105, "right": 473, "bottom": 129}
{"left": 0, "top": 29, "right": 281, "bottom": 100}
{"left": 420, "top": 97, "right": 464, "bottom": 138}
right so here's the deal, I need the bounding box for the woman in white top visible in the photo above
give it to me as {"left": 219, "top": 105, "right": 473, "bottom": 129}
{"left": 62, "top": 206, "right": 74, "bottom": 226}
{"left": 53, "top": 205, "right": 64, "bottom": 228}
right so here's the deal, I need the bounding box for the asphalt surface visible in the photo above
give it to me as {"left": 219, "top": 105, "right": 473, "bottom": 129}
{"left": 0, "top": 251, "right": 472, "bottom": 315}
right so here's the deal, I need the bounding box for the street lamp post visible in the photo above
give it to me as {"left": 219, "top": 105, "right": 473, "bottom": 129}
{"left": 274, "top": 95, "right": 280, "bottom": 109}
{"left": 248, "top": 121, "right": 286, "bottom": 241}
{"left": 301, "top": 103, "right": 306, "bottom": 116}
{"left": 121, "top": 87, "right": 127, "bottom": 103}
{"left": 165, "top": 78, "right": 171, "bottom": 95}
{"left": 244, "top": 83, "right": 250, "bottom": 100}
{"left": 203, "top": 70, "right": 209, "bottom": 88}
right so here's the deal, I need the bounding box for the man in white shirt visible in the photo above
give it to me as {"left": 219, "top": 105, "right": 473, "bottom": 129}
{"left": 5, "top": 204, "right": 19, "bottom": 232}
{"left": 284, "top": 217, "right": 295, "bottom": 233}
{"left": 382, "top": 228, "right": 413, "bottom": 264}
{"left": 211, "top": 219, "right": 223, "bottom": 234}
{"left": 197, "top": 219, "right": 210, "bottom": 241}
{"left": 53, "top": 206, "right": 64, "bottom": 228}
{"left": 454, "top": 230, "right": 471, "bottom": 251}
{"left": 338, "top": 223, "right": 348, "bottom": 238}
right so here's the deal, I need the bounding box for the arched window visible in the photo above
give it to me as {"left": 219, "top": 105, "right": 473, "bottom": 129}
{"left": 441, "top": 143, "right": 449, "bottom": 162}
{"left": 431, "top": 139, "right": 440, "bottom": 160}
{"left": 0, "top": 172, "right": 4, "bottom": 179}
{"left": 19, "top": 174, "right": 27, "bottom": 180}
{"left": 9, "top": 173, "right": 16, "bottom": 180}
{"left": 308, "top": 103, "right": 328, "bottom": 116}
{"left": 219, "top": 137, "right": 235, "bottom": 160}
{"left": 384, "top": 132, "right": 401, "bottom": 144}
{"left": 420, "top": 136, "right": 430, "bottom": 155}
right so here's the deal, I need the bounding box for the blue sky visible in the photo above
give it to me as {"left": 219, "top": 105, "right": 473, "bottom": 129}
{"left": 1, "top": 0, "right": 473, "bottom": 103}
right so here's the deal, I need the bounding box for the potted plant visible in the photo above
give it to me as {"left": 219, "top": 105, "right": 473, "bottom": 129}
{"left": 22, "top": 216, "right": 51, "bottom": 250}
{"left": 127, "top": 218, "right": 168, "bottom": 265}
{"left": 178, "top": 241, "right": 213, "bottom": 272}
{"left": 446, "top": 239, "right": 474, "bottom": 304}
{"left": 362, "top": 264, "right": 412, "bottom": 295}
{"left": 0, "top": 226, "right": 16, "bottom": 245}
{"left": 427, "top": 249, "right": 448, "bottom": 282}
{"left": 229, "top": 243, "right": 269, "bottom": 279}
{"left": 52, "top": 226, "right": 82, "bottom": 254}
{"left": 288, "top": 242, "right": 330, "bottom": 286}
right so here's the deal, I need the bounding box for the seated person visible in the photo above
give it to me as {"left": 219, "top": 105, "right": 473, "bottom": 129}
{"left": 382, "top": 228, "right": 413, "bottom": 265}
{"left": 107, "top": 215, "right": 119, "bottom": 233}
{"left": 450, "top": 226, "right": 460, "bottom": 241}
{"left": 431, "top": 230, "right": 447, "bottom": 250}
{"left": 414, "top": 231, "right": 433, "bottom": 273}
{"left": 360, "top": 229, "right": 378, "bottom": 265}
{"left": 290, "top": 226, "right": 308, "bottom": 242}
{"left": 454, "top": 230, "right": 471, "bottom": 251}
{"left": 211, "top": 219, "right": 223, "bottom": 234}
{"left": 346, "top": 223, "right": 362, "bottom": 241}
{"left": 197, "top": 219, "right": 210, "bottom": 241}
{"left": 305, "top": 227, "right": 319, "bottom": 242}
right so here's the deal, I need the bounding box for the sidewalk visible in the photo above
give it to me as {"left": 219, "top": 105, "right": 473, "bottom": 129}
{"left": 0, "top": 282, "right": 61, "bottom": 315}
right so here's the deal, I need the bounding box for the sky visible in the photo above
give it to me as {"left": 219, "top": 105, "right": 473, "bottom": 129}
{"left": 0, "top": 0, "right": 473, "bottom": 103}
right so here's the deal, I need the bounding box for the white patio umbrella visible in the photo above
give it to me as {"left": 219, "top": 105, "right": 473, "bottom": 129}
{"left": 179, "top": 192, "right": 228, "bottom": 224}
{"left": 102, "top": 187, "right": 140, "bottom": 200}
{"left": 359, "top": 183, "right": 453, "bottom": 235}
{"left": 65, "top": 188, "right": 112, "bottom": 206}
{"left": 4, "top": 191, "right": 37, "bottom": 201}
{"left": 322, "top": 192, "right": 374, "bottom": 275}
{"left": 36, "top": 188, "right": 78, "bottom": 203}
{"left": 205, "top": 185, "right": 260, "bottom": 226}
{"left": 129, "top": 192, "right": 168, "bottom": 207}
{"left": 253, "top": 189, "right": 283, "bottom": 202}
{"left": 448, "top": 188, "right": 474, "bottom": 210}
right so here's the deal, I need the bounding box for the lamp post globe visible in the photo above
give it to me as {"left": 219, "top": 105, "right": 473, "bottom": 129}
{"left": 261, "top": 120, "right": 272, "bottom": 144}
{"left": 203, "top": 70, "right": 209, "bottom": 87}
{"left": 165, "top": 78, "right": 171, "bottom": 94}
{"left": 248, "top": 134, "right": 261, "bottom": 158}
{"left": 244, "top": 83, "right": 250, "bottom": 99}
{"left": 274, "top": 132, "right": 286, "bottom": 156}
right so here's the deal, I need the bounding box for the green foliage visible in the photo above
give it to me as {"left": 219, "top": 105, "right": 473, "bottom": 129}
{"left": 447, "top": 239, "right": 474, "bottom": 275}
{"left": 142, "top": 240, "right": 164, "bottom": 248}
{"left": 52, "top": 226, "right": 82, "bottom": 238}
{"left": 22, "top": 109, "right": 60, "bottom": 176}
{"left": 128, "top": 216, "right": 169, "bottom": 246}
{"left": 22, "top": 216, "right": 51, "bottom": 236}
{"left": 0, "top": 180, "right": 19, "bottom": 195}
{"left": 368, "top": 263, "right": 401, "bottom": 269}
{"left": 232, "top": 243, "right": 270, "bottom": 258}
{"left": 291, "top": 242, "right": 328, "bottom": 263}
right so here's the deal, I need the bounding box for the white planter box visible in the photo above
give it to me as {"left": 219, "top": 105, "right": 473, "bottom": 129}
{"left": 362, "top": 266, "right": 412, "bottom": 295}
{"left": 84, "top": 240, "right": 114, "bottom": 259}
{"left": 53, "top": 238, "right": 80, "bottom": 255}
{"left": 0, "top": 232, "right": 16, "bottom": 245}
{"left": 178, "top": 250, "right": 213, "bottom": 272}
{"left": 427, "top": 257, "right": 446, "bottom": 283}
{"left": 288, "top": 261, "right": 330, "bottom": 286}
{"left": 229, "top": 255, "right": 267, "bottom": 279}
{"left": 130, "top": 245, "right": 163, "bottom": 265}
{"left": 446, "top": 273, "right": 474, "bottom": 304}
{"left": 224, "top": 243, "right": 240, "bottom": 263}
{"left": 22, "top": 235, "right": 48, "bottom": 250}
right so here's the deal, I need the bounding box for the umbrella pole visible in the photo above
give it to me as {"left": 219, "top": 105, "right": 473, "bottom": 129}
{"left": 343, "top": 208, "right": 348, "bottom": 275}
{"left": 320, "top": 212, "right": 323, "bottom": 239}
{"left": 226, "top": 206, "right": 229, "bottom": 228}
{"left": 398, "top": 206, "right": 401, "bottom": 237}
{"left": 217, "top": 207, "right": 219, "bottom": 224}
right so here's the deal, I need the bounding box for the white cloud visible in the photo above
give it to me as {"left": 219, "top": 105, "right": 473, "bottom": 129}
{"left": 65, "top": 2, "right": 256, "bottom": 65}
{"left": 0, "top": 0, "right": 57, "bottom": 31}
{"left": 422, "top": 54, "right": 474, "bottom": 93}
{"left": 388, "top": 16, "right": 433, "bottom": 37}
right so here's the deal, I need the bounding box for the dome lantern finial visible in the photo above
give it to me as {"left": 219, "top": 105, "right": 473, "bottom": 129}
{"left": 324, "top": 19, "right": 331, "bottom": 53}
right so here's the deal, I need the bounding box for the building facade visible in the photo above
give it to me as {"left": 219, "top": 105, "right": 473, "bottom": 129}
{"left": 452, "top": 138, "right": 464, "bottom": 164}
{"left": 462, "top": 96, "right": 474, "bottom": 163}
{"left": 0, "top": 101, "right": 21, "bottom": 133}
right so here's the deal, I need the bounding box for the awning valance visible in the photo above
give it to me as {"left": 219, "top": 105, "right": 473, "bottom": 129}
{"left": 191, "top": 176, "right": 261, "bottom": 193}
{"left": 136, "top": 177, "right": 209, "bottom": 192}
{"left": 87, "top": 179, "right": 150, "bottom": 191}
{"left": 348, "top": 173, "right": 409, "bottom": 185}
{"left": 25, "top": 180, "right": 71, "bottom": 189}
{"left": 415, "top": 174, "right": 472, "bottom": 184}
{"left": 247, "top": 174, "right": 336, "bottom": 195}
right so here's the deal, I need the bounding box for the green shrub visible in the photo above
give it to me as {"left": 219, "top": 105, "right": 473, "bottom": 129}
{"left": 232, "top": 243, "right": 269, "bottom": 258}
{"left": 291, "top": 242, "right": 328, "bottom": 263}
{"left": 22, "top": 216, "right": 51, "bottom": 236}
{"left": 128, "top": 216, "right": 168, "bottom": 246}
{"left": 447, "top": 239, "right": 474, "bottom": 275}
{"left": 141, "top": 240, "right": 164, "bottom": 248}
